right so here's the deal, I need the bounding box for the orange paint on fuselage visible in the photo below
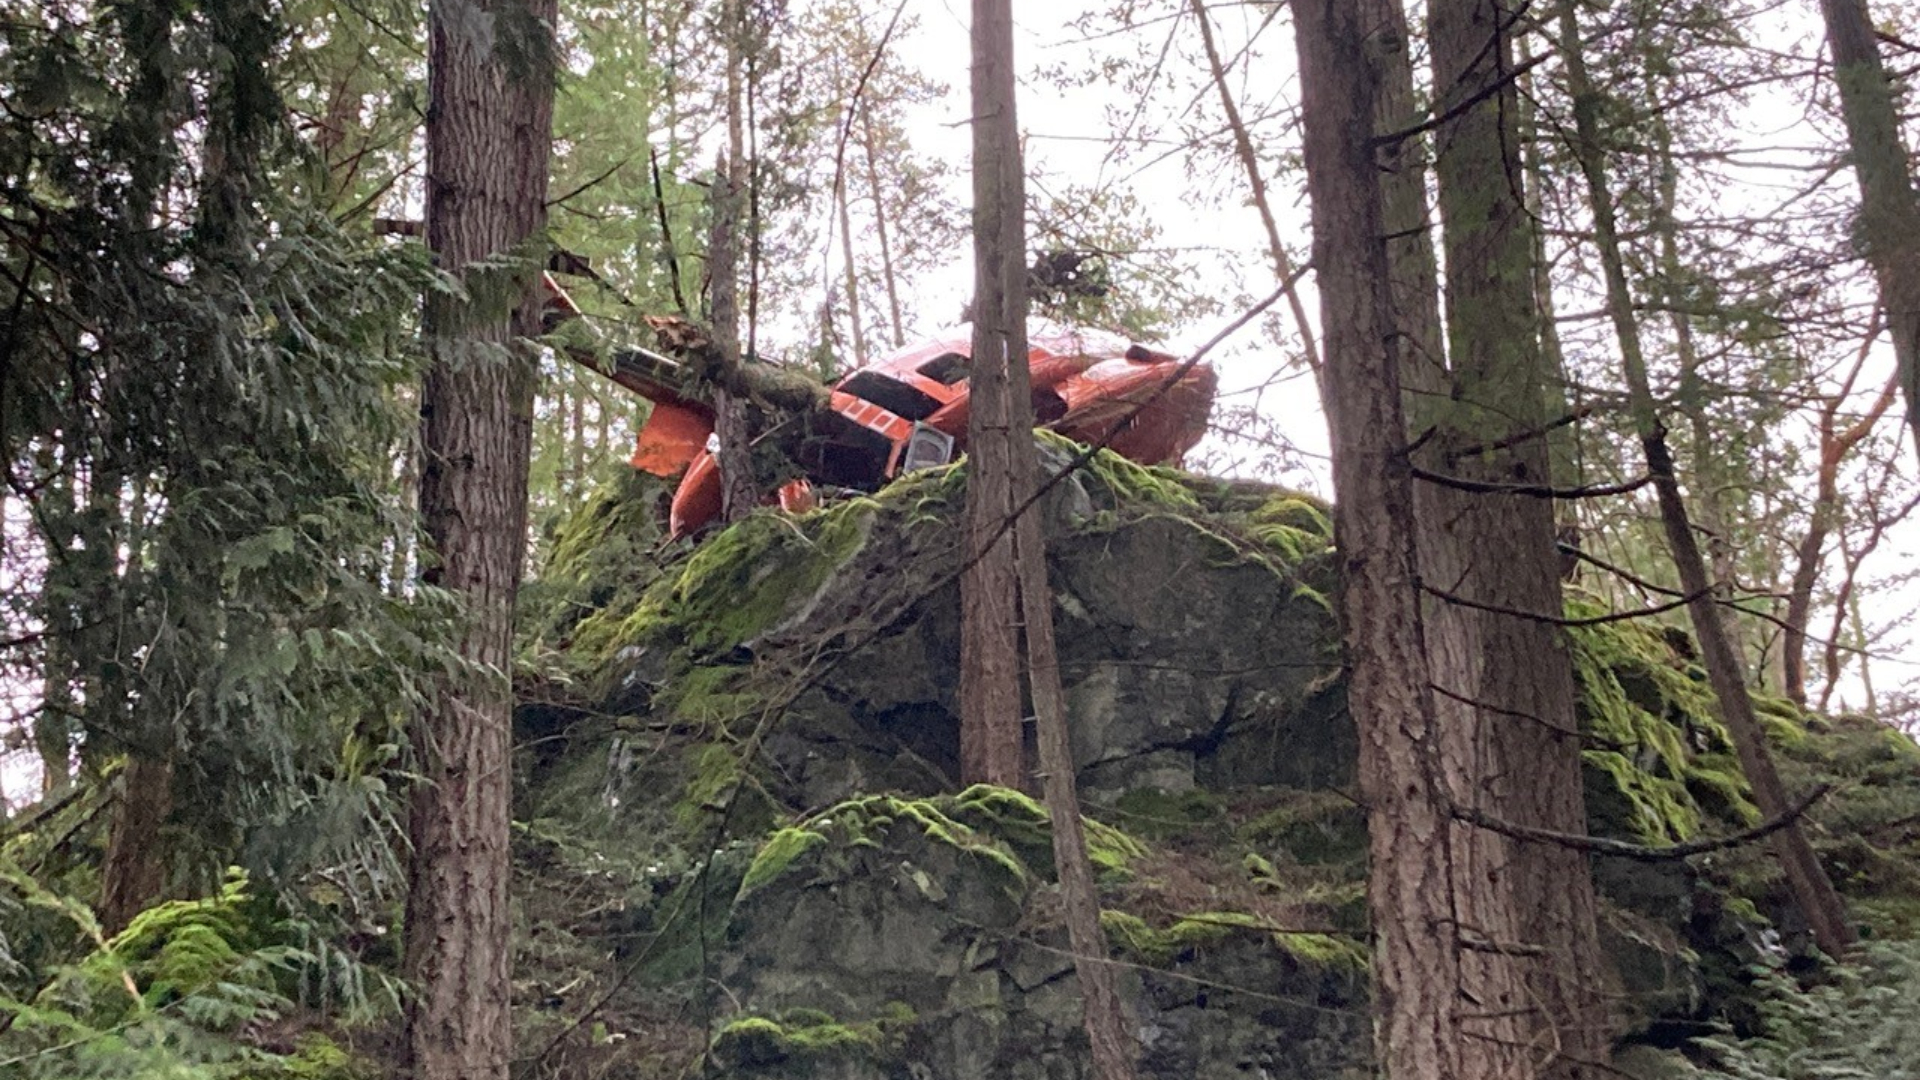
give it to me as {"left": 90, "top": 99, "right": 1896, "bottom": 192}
{"left": 542, "top": 268, "right": 1217, "bottom": 540}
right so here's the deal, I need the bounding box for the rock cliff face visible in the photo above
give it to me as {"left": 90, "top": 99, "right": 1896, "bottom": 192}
{"left": 511, "top": 443, "right": 1920, "bottom": 1079}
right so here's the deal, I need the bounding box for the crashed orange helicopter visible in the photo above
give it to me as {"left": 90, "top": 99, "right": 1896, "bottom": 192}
{"left": 544, "top": 275, "right": 1217, "bottom": 538}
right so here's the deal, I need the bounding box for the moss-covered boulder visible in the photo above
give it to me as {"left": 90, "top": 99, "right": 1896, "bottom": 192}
{"left": 511, "top": 437, "right": 1920, "bottom": 1079}
{"left": 520, "top": 438, "right": 1345, "bottom": 847}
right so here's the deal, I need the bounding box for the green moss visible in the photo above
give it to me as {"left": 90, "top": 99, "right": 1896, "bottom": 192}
{"left": 736, "top": 788, "right": 1149, "bottom": 900}
{"left": 1100, "top": 910, "right": 1172, "bottom": 964}
{"left": 523, "top": 472, "right": 670, "bottom": 675}
{"left": 741, "top": 793, "right": 1029, "bottom": 895}
{"left": 739, "top": 827, "right": 829, "bottom": 896}
{"left": 670, "top": 504, "right": 875, "bottom": 655}
{"left": 1752, "top": 693, "right": 1809, "bottom": 747}
{"left": 1272, "top": 930, "right": 1370, "bottom": 971}
{"left": 544, "top": 493, "right": 878, "bottom": 690}
{"left": 1111, "top": 786, "right": 1226, "bottom": 841}
{"left": 675, "top": 741, "right": 775, "bottom": 834}
{"left": 1240, "top": 790, "right": 1368, "bottom": 868}
{"left": 1246, "top": 493, "right": 1334, "bottom": 564}
{"left": 1250, "top": 493, "right": 1333, "bottom": 536}
{"left": 1566, "top": 600, "right": 1761, "bottom": 843}
{"left": 258, "top": 1033, "right": 375, "bottom": 1080}
{"left": 870, "top": 459, "right": 966, "bottom": 519}
{"left": 658, "top": 663, "right": 760, "bottom": 724}
{"left": 946, "top": 784, "right": 1147, "bottom": 879}
{"left": 1103, "top": 909, "right": 1366, "bottom": 973}
{"left": 710, "top": 1004, "right": 917, "bottom": 1070}
{"left": 1036, "top": 430, "right": 1200, "bottom": 511}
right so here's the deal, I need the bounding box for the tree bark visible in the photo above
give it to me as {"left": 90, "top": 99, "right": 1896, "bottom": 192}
{"left": 1423, "top": 0, "right": 1613, "bottom": 1072}
{"left": 970, "top": 3, "right": 1135, "bottom": 1073}
{"left": 99, "top": 756, "right": 174, "bottom": 934}
{"left": 404, "top": 0, "right": 555, "bottom": 1077}
{"left": 958, "top": 0, "right": 1025, "bottom": 789}
{"left": 1292, "top": 3, "right": 1467, "bottom": 1077}
{"left": 711, "top": 150, "right": 756, "bottom": 523}
{"left": 1818, "top": 0, "right": 1920, "bottom": 460}
{"left": 1558, "top": 1, "right": 1856, "bottom": 962}
{"left": 711, "top": 2, "right": 755, "bottom": 523}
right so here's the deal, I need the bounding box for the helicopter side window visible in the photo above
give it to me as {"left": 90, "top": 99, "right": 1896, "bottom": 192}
{"left": 918, "top": 352, "right": 970, "bottom": 386}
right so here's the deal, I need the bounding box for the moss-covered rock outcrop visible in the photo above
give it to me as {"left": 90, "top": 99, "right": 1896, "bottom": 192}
{"left": 510, "top": 437, "right": 1920, "bottom": 1079}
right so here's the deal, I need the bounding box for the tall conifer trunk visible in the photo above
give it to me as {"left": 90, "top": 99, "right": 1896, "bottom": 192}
{"left": 404, "top": 1, "right": 555, "bottom": 1076}
{"left": 1422, "top": 0, "right": 1612, "bottom": 1072}
{"left": 968, "top": 4, "right": 1135, "bottom": 1072}
{"left": 957, "top": 0, "right": 1024, "bottom": 787}
{"left": 1292, "top": 3, "right": 1467, "bottom": 1076}
{"left": 1818, "top": 0, "right": 1920, "bottom": 459}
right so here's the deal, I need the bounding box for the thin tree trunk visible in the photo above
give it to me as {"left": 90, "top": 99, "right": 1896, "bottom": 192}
{"left": 711, "top": 151, "right": 755, "bottom": 522}
{"left": 1293, "top": 3, "right": 1467, "bottom": 1077}
{"left": 835, "top": 138, "right": 869, "bottom": 366}
{"left": 1517, "top": 32, "right": 1579, "bottom": 487}
{"left": 1784, "top": 342, "right": 1895, "bottom": 704}
{"left": 1013, "top": 496, "right": 1137, "bottom": 1078}
{"left": 958, "top": 0, "right": 1025, "bottom": 789}
{"left": 1558, "top": 2, "right": 1856, "bottom": 962}
{"left": 35, "top": 451, "right": 76, "bottom": 799}
{"left": 1818, "top": 0, "right": 1920, "bottom": 459}
{"left": 570, "top": 372, "right": 587, "bottom": 493}
{"left": 1188, "top": 0, "right": 1321, "bottom": 380}
{"left": 860, "top": 105, "right": 907, "bottom": 348}
{"left": 712, "top": 3, "right": 755, "bottom": 523}
{"left": 404, "top": 0, "right": 555, "bottom": 1075}
{"left": 971, "top": 3, "right": 1134, "bottom": 1073}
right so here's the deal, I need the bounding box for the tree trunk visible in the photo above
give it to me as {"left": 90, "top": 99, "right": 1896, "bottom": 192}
{"left": 99, "top": 755, "right": 174, "bottom": 934}
{"left": 1292, "top": 3, "right": 1467, "bottom": 1077}
{"left": 404, "top": 0, "right": 555, "bottom": 1076}
{"left": 1189, "top": 0, "right": 1321, "bottom": 380}
{"left": 970, "top": 3, "right": 1135, "bottom": 1073}
{"left": 1558, "top": 1, "right": 1856, "bottom": 962}
{"left": 1818, "top": 0, "right": 1920, "bottom": 459}
{"left": 1423, "top": 0, "right": 1613, "bottom": 1072}
{"left": 957, "top": 0, "right": 1025, "bottom": 790}
{"left": 711, "top": 2, "right": 755, "bottom": 523}
{"left": 711, "top": 150, "right": 756, "bottom": 523}
{"left": 859, "top": 105, "right": 907, "bottom": 348}
{"left": 1784, "top": 349, "right": 1895, "bottom": 704}
{"left": 835, "top": 126, "right": 870, "bottom": 366}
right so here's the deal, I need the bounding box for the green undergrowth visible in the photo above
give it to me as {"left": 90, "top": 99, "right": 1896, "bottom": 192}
{"left": 1774, "top": 713, "right": 1920, "bottom": 940}
{"left": 736, "top": 786, "right": 1146, "bottom": 900}
{"left": 710, "top": 1002, "right": 917, "bottom": 1071}
{"left": 0, "top": 867, "right": 384, "bottom": 1079}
